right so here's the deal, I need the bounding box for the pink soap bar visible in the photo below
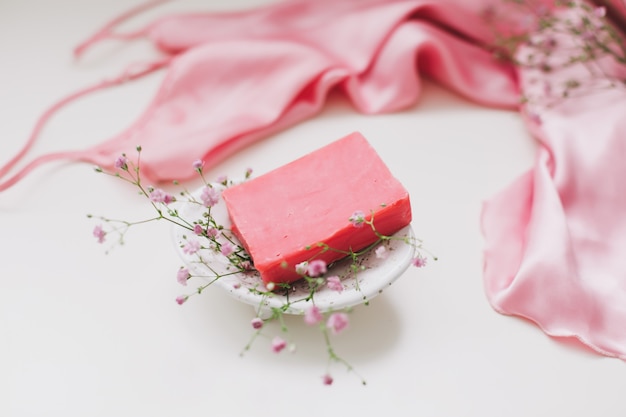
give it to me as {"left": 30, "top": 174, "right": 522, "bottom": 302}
{"left": 222, "top": 132, "right": 412, "bottom": 286}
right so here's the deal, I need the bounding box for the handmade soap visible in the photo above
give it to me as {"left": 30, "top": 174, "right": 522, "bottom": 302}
{"left": 222, "top": 132, "right": 411, "bottom": 286}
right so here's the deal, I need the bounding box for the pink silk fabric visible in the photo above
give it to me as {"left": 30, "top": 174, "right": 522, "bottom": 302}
{"left": 0, "top": 0, "right": 519, "bottom": 190}
{"left": 2, "top": 0, "right": 626, "bottom": 361}
{"left": 482, "top": 13, "right": 626, "bottom": 358}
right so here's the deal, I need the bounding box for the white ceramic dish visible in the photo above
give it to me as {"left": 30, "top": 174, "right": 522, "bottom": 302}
{"left": 171, "top": 185, "right": 415, "bottom": 317}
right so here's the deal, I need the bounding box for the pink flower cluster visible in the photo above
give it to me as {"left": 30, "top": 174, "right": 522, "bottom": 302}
{"left": 220, "top": 242, "right": 235, "bottom": 256}
{"left": 348, "top": 210, "right": 366, "bottom": 228}
{"left": 304, "top": 306, "right": 349, "bottom": 335}
{"left": 304, "top": 305, "right": 323, "bottom": 325}
{"left": 326, "top": 276, "right": 343, "bottom": 293}
{"left": 177, "top": 268, "right": 190, "bottom": 286}
{"left": 92, "top": 225, "right": 106, "bottom": 243}
{"left": 183, "top": 240, "right": 200, "bottom": 255}
{"left": 322, "top": 374, "right": 333, "bottom": 385}
{"left": 201, "top": 186, "right": 220, "bottom": 207}
{"left": 326, "top": 312, "right": 349, "bottom": 335}
{"left": 192, "top": 159, "right": 204, "bottom": 171}
{"left": 149, "top": 188, "right": 174, "bottom": 204}
{"left": 307, "top": 259, "right": 327, "bottom": 277}
{"left": 412, "top": 255, "right": 427, "bottom": 268}
{"left": 272, "top": 336, "right": 287, "bottom": 353}
{"left": 114, "top": 155, "right": 128, "bottom": 170}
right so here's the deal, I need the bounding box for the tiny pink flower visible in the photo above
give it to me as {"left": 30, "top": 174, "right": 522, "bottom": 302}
{"left": 239, "top": 260, "right": 253, "bottom": 271}
{"left": 304, "top": 305, "right": 323, "bottom": 325}
{"left": 221, "top": 242, "right": 235, "bottom": 256}
{"left": 233, "top": 282, "right": 241, "bottom": 289}
{"left": 581, "top": 30, "right": 595, "bottom": 42}
{"left": 183, "top": 240, "right": 201, "bottom": 255}
{"left": 542, "top": 37, "right": 557, "bottom": 51}
{"left": 92, "top": 224, "right": 106, "bottom": 243}
{"left": 193, "top": 224, "right": 204, "bottom": 235}
{"left": 348, "top": 210, "right": 365, "bottom": 228}
{"left": 176, "top": 268, "right": 190, "bottom": 286}
{"left": 307, "top": 259, "right": 327, "bottom": 277}
{"left": 200, "top": 186, "right": 220, "bottom": 207}
{"left": 594, "top": 6, "right": 606, "bottom": 18}
{"left": 375, "top": 246, "right": 388, "bottom": 259}
{"left": 175, "top": 295, "right": 188, "bottom": 305}
{"left": 271, "top": 336, "right": 287, "bottom": 353}
{"left": 206, "top": 227, "right": 220, "bottom": 238}
{"left": 412, "top": 256, "right": 427, "bottom": 268}
{"left": 251, "top": 317, "right": 264, "bottom": 330}
{"left": 150, "top": 188, "right": 174, "bottom": 204}
{"left": 528, "top": 112, "right": 542, "bottom": 125}
{"left": 326, "top": 312, "right": 349, "bottom": 335}
{"left": 322, "top": 374, "right": 333, "bottom": 385}
{"left": 245, "top": 167, "right": 253, "bottom": 178}
{"left": 192, "top": 159, "right": 204, "bottom": 170}
{"left": 216, "top": 174, "right": 228, "bottom": 184}
{"left": 295, "top": 261, "right": 308, "bottom": 276}
{"left": 114, "top": 155, "right": 127, "bottom": 170}
{"left": 326, "top": 276, "right": 343, "bottom": 293}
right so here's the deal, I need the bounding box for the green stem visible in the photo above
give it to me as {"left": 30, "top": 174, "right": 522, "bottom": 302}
{"left": 321, "top": 324, "right": 367, "bottom": 386}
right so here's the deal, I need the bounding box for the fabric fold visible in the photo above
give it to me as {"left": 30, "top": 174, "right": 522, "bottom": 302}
{"left": 0, "top": 0, "right": 519, "bottom": 191}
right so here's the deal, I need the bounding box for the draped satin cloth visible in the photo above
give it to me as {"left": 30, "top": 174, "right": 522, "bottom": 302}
{"left": 2, "top": 0, "right": 626, "bottom": 360}
{"left": 483, "top": 38, "right": 626, "bottom": 357}
{"left": 0, "top": 0, "right": 521, "bottom": 190}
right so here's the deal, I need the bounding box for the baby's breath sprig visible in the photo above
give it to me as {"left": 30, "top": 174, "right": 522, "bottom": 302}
{"left": 486, "top": 0, "right": 626, "bottom": 107}
{"left": 90, "top": 147, "right": 433, "bottom": 385}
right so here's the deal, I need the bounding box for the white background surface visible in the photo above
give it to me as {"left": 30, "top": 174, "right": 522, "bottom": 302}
{"left": 1, "top": 0, "right": 625, "bottom": 416}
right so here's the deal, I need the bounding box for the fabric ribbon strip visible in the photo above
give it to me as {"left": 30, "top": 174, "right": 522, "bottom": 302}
{"left": 2, "top": 0, "right": 626, "bottom": 361}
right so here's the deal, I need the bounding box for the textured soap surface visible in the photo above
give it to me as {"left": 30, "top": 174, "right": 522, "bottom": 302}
{"left": 222, "top": 132, "right": 412, "bottom": 285}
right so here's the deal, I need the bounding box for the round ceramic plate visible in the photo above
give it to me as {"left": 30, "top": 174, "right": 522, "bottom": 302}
{"left": 171, "top": 185, "right": 416, "bottom": 316}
